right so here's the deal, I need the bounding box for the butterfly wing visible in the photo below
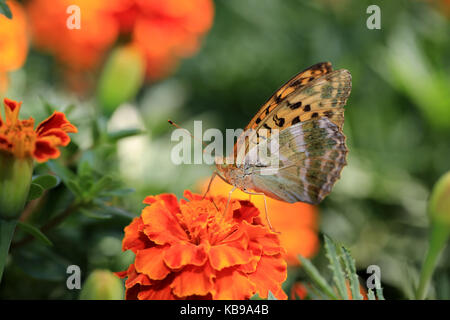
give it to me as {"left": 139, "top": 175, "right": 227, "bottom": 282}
{"left": 245, "top": 62, "right": 334, "bottom": 131}
{"left": 246, "top": 118, "right": 347, "bottom": 204}
{"left": 236, "top": 64, "right": 351, "bottom": 162}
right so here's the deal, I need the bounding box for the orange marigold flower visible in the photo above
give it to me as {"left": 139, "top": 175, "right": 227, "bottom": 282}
{"left": 200, "top": 178, "right": 320, "bottom": 266}
{"left": 27, "top": 0, "right": 120, "bottom": 71}
{"left": 129, "top": 0, "right": 215, "bottom": 80}
{"left": 116, "top": 191, "right": 288, "bottom": 300}
{"left": 0, "top": 98, "right": 77, "bottom": 162}
{"left": 0, "top": 1, "right": 28, "bottom": 92}
{"left": 27, "top": 0, "right": 214, "bottom": 81}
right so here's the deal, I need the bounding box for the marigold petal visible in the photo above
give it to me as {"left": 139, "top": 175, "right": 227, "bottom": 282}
{"left": 141, "top": 201, "right": 188, "bottom": 245}
{"left": 241, "top": 221, "right": 283, "bottom": 256}
{"left": 209, "top": 239, "right": 252, "bottom": 271}
{"left": 183, "top": 189, "right": 203, "bottom": 201}
{"left": 143, "top": 193, "right": 180, "bottom": 213}
{"left": 0, "top": 134, "right": 12, "bottom": 150}
{"left": 136, "top": 275, "right": 178, "bottom": 300}
{"left": 122, "top": 217, "right": 153, "bottom": 253}
{"left": 137, "top": 285, "right": 177, "bottom": 300}
{"left": 163, "top": 243, "right": 207, "bottom": 269}
{"left": 3, "top": 98, "right": 21, "bottom": 124}
{"left": 247, "top": 254, "right": 287, "bottom": 300}
{"left": 33, "top": 138, "right": 60, "bottom": 162}
{"left": 135, "top": 247, "right": 171, "bottom": 280}
{"left": 36, "top": 111, "right": 77, "bottom": 136}
{"left": 170, "top": 264, "right": 214, "bottom": 298}
{"left": 118, "top": 264, "right": 152, "bottom": 289}
{"left": 213, "top": 268, "right": 256, "bottom": 300}
{"left": 232, "top": 200, "right": 260, "bottom": 223}
{"left": 37, "top": 128, "right": 71, "bottom": 146}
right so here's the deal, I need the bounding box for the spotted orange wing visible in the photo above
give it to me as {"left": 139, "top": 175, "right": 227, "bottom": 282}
{"left": 235, "top": 62, "right": 351, "bottom": 158}
{"left": 245, "top": 62, "right": 334, "bottom": 131}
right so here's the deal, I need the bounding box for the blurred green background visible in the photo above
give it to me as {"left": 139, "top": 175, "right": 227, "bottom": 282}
{"left": 1, "top": 0, "right": 450, "bottom": 299}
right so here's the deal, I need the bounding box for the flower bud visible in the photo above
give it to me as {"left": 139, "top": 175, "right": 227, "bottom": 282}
{"left": 428, "top": 171, "right": 450, "bottom": 230}
{"left": 0, "top": 152, "right": 33, "bottom": 220}
{"left": 79, "top": 270, "right": 124, "bottom": 300}
{"left": 97, "top": 45, "right": 145, "bottom": 115}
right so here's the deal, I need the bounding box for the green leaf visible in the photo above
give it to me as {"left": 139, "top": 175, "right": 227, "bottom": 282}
{"left": 342, "top": 246, "right": 363, "bottom": 300}
{"left": 306, "top": 283, "right": 329, "bottom": 300}
{"left": 93, "top": 200, "right": 135, "bottom": 219}
{"left": 0, "top": 219, "right": 17, "bottom": 281}
{"left": 324, "top": 235, "right": 348, "bottom": 299}
{"left": 67, "top": 180, "right": 84, "bottom": 199}
{"left": 46, "top": 160, "right": 76, "bottom": 184}
{"left": 32, "top": 174, "right": 60, "bottom": 190}
{"left": 27, "top": 183, "right": 44, "bottom": 201}
{"left": 107, "top": 128, "right": 145, "bottom": 142}
{"left": 298, "top": 255, "right": 337, "bottom": 300}
{"left": 88, "top": 176, "right": 113, "bottom": 197}
{"left": 376, "top": 287, "right": 385, "bottom": 300}
{"left": 13, "top": 243, "right": 70, "bottom": 281}
{"left": 80, "top": 208, "right": 113, "bottom": 220}
{"left": 267, "top": 291, "right": 277, "bottom": 300}
{"left": 367, "top": 288, "right": 376, "bottom": 300}
{"left": 101, "top": 188, "right": 135, "bottom": 197}
{"left": 77, "top": 160, "right": 93, "bottom": 179}
{"left": 17, "top": 221, "right": 53, "bottom": 246}
{"left": 0, "top": 1, "right": 12, "bottom": 19}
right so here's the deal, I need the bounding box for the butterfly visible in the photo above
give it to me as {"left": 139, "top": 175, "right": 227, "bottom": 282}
{"left": 205, "top": 62, "right": 352, "bottom": 230}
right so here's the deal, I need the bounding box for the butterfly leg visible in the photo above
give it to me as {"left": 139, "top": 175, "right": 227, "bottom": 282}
{"left": 241, "top": 190, "right": 279, "bottom": 234}
{"left": 220, "top": 186, "right": 237, "bottom": 223}
{"left": 203, "top": 172, "right": 218, "bottom": 199}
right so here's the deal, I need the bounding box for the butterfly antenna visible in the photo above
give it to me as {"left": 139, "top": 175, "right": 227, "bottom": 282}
{"left": 168, "top": 120, "right": 208, "bottom": 151}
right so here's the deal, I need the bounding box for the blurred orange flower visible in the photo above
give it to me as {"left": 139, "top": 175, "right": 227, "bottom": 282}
{"left": 116, "top": 191, "right": 288, "bottom": 300}
{"left": 27, "top": 0, "right": 214, "bottom": 80}
{"left": 200, "top": 178, "right": 320, "bottom": 266}
{"left": 27, "top": 0, "right": 119, "bottom": 71}
{"left": 0, "top": 98, "right": 77, "bottom": 162}
{"left": 0, "top": 1, "right": 28, "bottom": 92}
{"left": 124, "top": 0, "right": 214, "bottom": 79}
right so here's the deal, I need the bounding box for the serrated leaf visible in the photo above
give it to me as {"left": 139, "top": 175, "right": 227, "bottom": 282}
{"left": 306, "top": 283, "right": 328, "bottom": 300}
{"left": 32, "top": 174, "right": 60, "bottom": 190}
{"left": 17, "top": 221, "right": 53, "bottom": 246}
{"left": 0, "top": 1, "right": 12, "bottom": 19}
{"left": 267, "top": 291, "right": 277, "bottom": 300}
{"left": 376, "top": 287, "right": 385, "bottom": 300}
{"left": 324, "top": 235, "right": 348, "bottom": 300}
{"left": 367, "top": 288, "right": 376, "bottom": 300}
{"left": 342, "top": 246, "right": 363, "bottom": 300}
{"left": 27, "top": 183, "right": 44, "bottom": 201}
{"left": 298, "top": 255, "right": 337, "bottom": 300}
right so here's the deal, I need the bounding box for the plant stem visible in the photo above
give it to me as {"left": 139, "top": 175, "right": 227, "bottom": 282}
{"left": 416, "top": 222, "right": 449, "bottom": 299}
{"left": 11, "top": 203, "right": 80, "bottom": 249}
{"left": 0, "top": 218, "right": 17, "bottom": 283}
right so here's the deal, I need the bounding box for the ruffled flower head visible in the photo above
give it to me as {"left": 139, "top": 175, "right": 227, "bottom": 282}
{"left": 117, "top": 191, "right": 288, "bottom": 300}
{"left": 0, "top": 98, "right": 77, "bottom": 162}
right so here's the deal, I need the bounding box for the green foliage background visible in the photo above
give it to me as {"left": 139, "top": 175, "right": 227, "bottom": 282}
{"left": 1, "top": 0, "right": 450, "bottom": 299}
